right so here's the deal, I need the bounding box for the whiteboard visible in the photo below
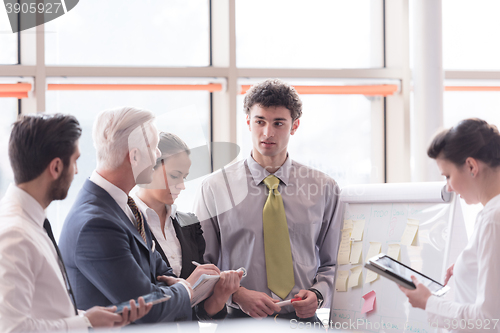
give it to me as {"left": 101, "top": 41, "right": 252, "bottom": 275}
{"left": 330, "top": 182, "right": 468, "bottom": 333}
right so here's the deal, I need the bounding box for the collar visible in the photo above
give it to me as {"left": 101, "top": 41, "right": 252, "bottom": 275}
{"left": 90, "top": 170, "right": 130, "bottom": 211}
{"left": 482, "top": 192, "right": 500, "bottom": 214}
{"left": 132, "top": 193, "right": 177, "bottom": 219}
{"left": 246, "top": 153, "right": 291, "bottom": 186}
{"left": 5, "top": 183, "right": 46, "bottom": 228}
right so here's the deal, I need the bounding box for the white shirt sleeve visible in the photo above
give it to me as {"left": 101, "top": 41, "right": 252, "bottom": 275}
{"left": 0, "top": 227, "right": 89, "bottom": 333}
{"left": 426, "top": 221, "right": 500, "bottom": 332}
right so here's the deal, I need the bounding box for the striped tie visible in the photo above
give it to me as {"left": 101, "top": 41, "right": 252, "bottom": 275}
{"left": 127, "top": 196, "right": 147, "bottom": 243}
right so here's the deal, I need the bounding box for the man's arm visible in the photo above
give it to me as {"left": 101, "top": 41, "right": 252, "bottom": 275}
{"left": 194, "top": 183, "right": 221, "bottom": 266}
{"left": 310, "top": 181, "right": 342, "bottom": 307}
{"left": 0, "top": 227, "right": 90, "bottom": 332}
{"left": 74, "top": 218, "right": 191, "bottom": 323}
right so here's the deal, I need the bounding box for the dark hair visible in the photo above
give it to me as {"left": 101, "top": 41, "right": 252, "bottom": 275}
{"left": 243, "top": 79, "right": 303, "bottom": 121}
{"left": 153, "top": 132, "right": 191, "bottom": 169}
{"left": 9, "top": 114, "right": 82, "bottom": 184}
{"left": 427, "top": 118, "right": 500, "bottom": 167}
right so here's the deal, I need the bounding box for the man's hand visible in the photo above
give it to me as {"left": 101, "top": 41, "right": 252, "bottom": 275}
{"left": 157, "top": 275, "right": 194, "bottom": 300}
{"left": 399, "top": 275, "right": 432, "bottom": 310}
{"left": 157, "top": 275, "right": 182, "bottom": 286}
{"left": 204, "top": 270, "right": 244, "bottom": 316}
{"left": 444, "top": 264, "right": 454, "bottom": 286}
{"left": 232, "top": 287, "right": 281, "bottom": 319}
{"left": 213, "top": 270, "right": 243, "bottom": 299}
{"left": 85, "top": 297, "right": 153, "bottom": 327}
{"left": 186, "top": 264, "right": 220, "bottom": 286}
{"left": 121, "top": 297, "right": 153, "bottom": 324}
{"left": 291, "top": 290, "right": 317, "bottom": 319}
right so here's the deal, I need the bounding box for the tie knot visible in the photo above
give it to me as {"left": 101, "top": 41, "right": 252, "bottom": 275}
{"left": 263, "top": 175, "right": 280, "bottom": 190}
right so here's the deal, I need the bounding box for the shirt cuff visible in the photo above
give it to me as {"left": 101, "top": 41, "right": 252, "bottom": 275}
{"left": 64, "top": 314, "right": 92, "bottom": 331}
{"left": 176, "top": 280, "right": 192, "bottom": 299}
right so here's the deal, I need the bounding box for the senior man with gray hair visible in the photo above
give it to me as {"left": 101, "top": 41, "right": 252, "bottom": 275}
{"left": 59, "top": 106, "right": 197, "bottom": 323}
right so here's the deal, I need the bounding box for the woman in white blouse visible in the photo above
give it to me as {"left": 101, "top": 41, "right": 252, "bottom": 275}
{"left": 400, "top": 118, "right": 500, "bottom": 332}
{"left": 134, "top": 132, "right": 242, "bottom": 320}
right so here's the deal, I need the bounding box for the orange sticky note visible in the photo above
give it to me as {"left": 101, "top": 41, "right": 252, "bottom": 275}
{"left": 361, "top": 290, "right": 376, "bottom": 314}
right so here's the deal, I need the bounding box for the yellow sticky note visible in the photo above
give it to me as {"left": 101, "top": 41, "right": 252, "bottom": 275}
{"left": 387, "top": 243, "right": 401, "bottom": 260}
{"left": 343, "top": 219, "right": 353, "bottom": 230}
{"left": 365, "top": 269, "right": 379, "bottom": 283}
{"left": 348, "top": 265, "right": 362, "bottom": 288}
{"left": 401, "top": 219, "right": 419, "bottom": 246}
{"left": 337, "top": 229, "right": 352, "bottom": 265}
{"left": 350, "top": 220, "right": 365, "bottom": 241}
{"left": 336, "top": 270, "right": 349, "bottom": 292}
{"left": 365, "top": 241, "right": 382, "bottom": 263}
{"left": 350, "top": 241, "right": 363, "bottom": 264}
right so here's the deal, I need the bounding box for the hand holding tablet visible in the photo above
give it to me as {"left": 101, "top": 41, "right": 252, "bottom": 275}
{"left": 365, "top": 253, "right": 449, "bottom": 296}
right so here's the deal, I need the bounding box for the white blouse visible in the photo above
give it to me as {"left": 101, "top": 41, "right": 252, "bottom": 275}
{"left": 426, "top": 193, "right": 500, "bottom": 332}
{"left": 132, "top": 195, "right": 183, "bottom": 277}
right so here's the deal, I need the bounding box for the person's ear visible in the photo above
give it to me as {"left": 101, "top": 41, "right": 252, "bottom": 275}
{"left": 129, "top": 148, "right": 140, "bottom": 167}
{"left": 290, "top": 119, "right": 300, "bottom": 135}
{"left": 48, "top": 157, "right": 64, "bottom": 180}
{"left": 246, "top": 114, "right": 251, "bottom": 131}
{"left": 465, "top": 157, "right": 479, "bottom": 177}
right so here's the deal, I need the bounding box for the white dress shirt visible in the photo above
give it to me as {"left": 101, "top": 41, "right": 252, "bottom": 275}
{"left": 426, "top": 193, "right": 500, "bottom": 332}
{"left": 195, "top": 154, "right": 341, "bottom": 311}
{"left": 133, "top": 195, "right": 183, "bottom": 277}
{"left": 0, "top": 184, "right": 89, "bottom": 332}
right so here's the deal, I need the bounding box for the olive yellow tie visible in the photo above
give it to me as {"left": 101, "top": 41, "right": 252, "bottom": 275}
{"left": 263, "top": 175, "right": 294, "bottom": 299}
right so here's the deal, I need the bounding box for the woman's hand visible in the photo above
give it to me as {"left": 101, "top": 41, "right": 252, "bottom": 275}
{"left": 186, "top": 264, "right": 221, "bottom": 286}
{"left": 399, "top": 276, "right": 432, "bottom": 310}
{"left": 213, "top": 270, "right": 243, "bottom": 299}
{"left": 444, "top": 264, "right": 454, "bottom": 286}
{"left": 203, "top": 270, "right": 244, "bottom": 316}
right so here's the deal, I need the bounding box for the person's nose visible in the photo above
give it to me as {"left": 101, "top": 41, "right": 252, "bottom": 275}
{"left": 263, "top": 124, "right": 274, "bottom": 138}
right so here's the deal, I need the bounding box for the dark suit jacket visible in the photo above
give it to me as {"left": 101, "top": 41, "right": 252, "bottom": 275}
{"left": 149, "top": 211, "right": 227, "bottom": 320}
{"left": 151, "top": 212, "right": 205, "bottom": 280}
{"left": 59, "top": 179, "right": 192, "bottom": 323}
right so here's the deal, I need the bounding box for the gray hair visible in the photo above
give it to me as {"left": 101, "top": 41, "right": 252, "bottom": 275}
{"left": 93, "top": 106, "right": 155, "bottom": 170}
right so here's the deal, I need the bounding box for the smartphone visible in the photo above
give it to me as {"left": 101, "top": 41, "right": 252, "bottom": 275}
{"left": 365, "top": 253, "right": 450, "bottom": 297}
{"left": 112, "top": 291, "right": 171, "bottom": 314}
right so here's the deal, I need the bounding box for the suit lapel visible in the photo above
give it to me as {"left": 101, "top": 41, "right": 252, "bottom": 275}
{"left": 83, "top": 179, "right": 150, "bottom": 251}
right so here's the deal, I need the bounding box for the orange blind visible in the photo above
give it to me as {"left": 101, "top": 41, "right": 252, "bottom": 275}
{"left": 47, "top": 83, "right": 223, "bottom": 92}
{"left": 0, "top": 83, "right": 32, "bottom": 98}
{"left": 240, "top": 84, "right": 399, "bottom": 96}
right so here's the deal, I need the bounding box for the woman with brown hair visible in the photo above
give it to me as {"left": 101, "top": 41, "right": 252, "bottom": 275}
{"left": 400, "top": 118, "right": 500, "bottom": 332}
{"left": 133, "top": 132, "right": 242, "bottom": 320}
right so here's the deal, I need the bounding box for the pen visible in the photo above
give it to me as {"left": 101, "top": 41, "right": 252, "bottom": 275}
{"left": 192, "top": 261, "right": 248, "bottom": 277}
{"left": 275, "top": 297, "right": 302, "bottom": 307}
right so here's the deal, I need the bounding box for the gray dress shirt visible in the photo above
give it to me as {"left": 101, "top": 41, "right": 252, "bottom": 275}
{"left": 194, "top": 154, "right": 342, "bottom": 312}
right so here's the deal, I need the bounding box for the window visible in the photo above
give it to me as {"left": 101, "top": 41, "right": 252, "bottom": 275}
{"left": 236, "top": 0, "right": 384, "bottom": 69}
{"left": 45, "top": 89, "right": 210, "bottom": 239}
{"left": 45, "top": 0, "right": 210, "bottom": 66}
{"left": 0, "top": 10, "right": 18, "bottom": 64}
{"left": 0, "top": 99, "right": 17, "bottom": 197}
{"left": 443, "top": 0, "right": 500, "bottom": 70}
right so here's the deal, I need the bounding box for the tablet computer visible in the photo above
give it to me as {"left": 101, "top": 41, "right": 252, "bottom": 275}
{"left": 365, "top": 253, "right": 450, "bottom": 297}
{"left": 112, "top": 291, "right": 171, "bottom": 314}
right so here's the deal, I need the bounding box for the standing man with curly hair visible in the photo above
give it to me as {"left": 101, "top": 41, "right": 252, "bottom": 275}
{"left": 194, "top": 79, "right": 342, "bottom": 323}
